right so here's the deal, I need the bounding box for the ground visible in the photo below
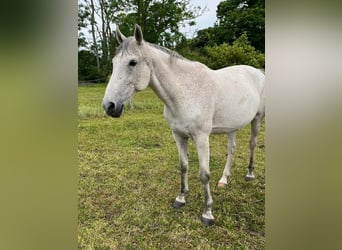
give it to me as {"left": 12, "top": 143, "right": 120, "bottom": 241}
{"left": 78, "top": 83, "right": 265, "bottom": 249}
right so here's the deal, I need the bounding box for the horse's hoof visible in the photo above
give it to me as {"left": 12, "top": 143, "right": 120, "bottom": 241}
{"left": 218, "top": 177, "right": 229, "bottom": 187}
{"left": 217, "top": 182, "right": 226, "bottom": 187}
{"left": 172, "top": 200, "right": 185, "bottom": 209}
{"left": 201, "top": 216, "right": 215, "bottom": 226}
{"left": 245, "top": 174, "right": 255, "bottom": 181}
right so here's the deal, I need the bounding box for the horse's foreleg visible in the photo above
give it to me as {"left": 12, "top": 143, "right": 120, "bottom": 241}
{"left": 172, "top": 132, "right": 189, "bottom": 208}
{"left": 246, "top": 114, "right": 263, "bottom": 180}
{"left": 218, "top": 132, "right": 236, "bottom": 186}
{"left": 193, "top": 134, "right": 214, "bottom": 226}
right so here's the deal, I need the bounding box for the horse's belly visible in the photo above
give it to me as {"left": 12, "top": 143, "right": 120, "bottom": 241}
{"left": 210, "top": 126, "right": 238, "bottom": 134}
{"left": 212, "top": 94, "right": 260, "bottom": 132}
{"left": 212, "top": 65, "right": 264, "bottom": 131}
{"left": 211, "top": 114, "right": 253, "bottom": 134}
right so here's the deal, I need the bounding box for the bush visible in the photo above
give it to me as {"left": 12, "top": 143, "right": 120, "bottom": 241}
{"left": 203, "top": 33, "right": 265, "bottom": 70}
{"left": 78, "top": 50, "right": 107, "bottom": 83}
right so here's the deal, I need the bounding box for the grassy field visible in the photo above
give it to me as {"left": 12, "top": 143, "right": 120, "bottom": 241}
{"left": 78, "top": 83, "right": 265, "bottom": 249}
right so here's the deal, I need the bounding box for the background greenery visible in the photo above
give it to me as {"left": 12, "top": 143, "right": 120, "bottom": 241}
{"left": 78, "top": 0, "right": 265, "bottom": 82}
{"left": 78, "top": 84, "right": 265, "bottom": 248}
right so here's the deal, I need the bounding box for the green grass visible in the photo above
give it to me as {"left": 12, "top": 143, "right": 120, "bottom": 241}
{"left": 78, "top": 83, "right": 265, "bottom": 249}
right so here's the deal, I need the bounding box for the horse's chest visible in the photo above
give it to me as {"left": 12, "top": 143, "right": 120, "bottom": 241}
{"left": 163, "top": 106, "right": 211, "bottom": 136}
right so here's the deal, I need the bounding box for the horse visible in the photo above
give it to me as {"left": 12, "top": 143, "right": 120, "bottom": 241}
{"left": 102, "top": 24, "right": 265, "bottom": 226}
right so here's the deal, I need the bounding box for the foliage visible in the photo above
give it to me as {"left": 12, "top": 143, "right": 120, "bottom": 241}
{"left": 78, "top": 84, "right": 265, "bottom": 249}
{"left": 188, "top": 27, "right": 218, "bottom": 49}
{"left": 78, "top": 3, "right": 89, "bottom": 49}
{"left": 216, "top": 0, "right": 265, "bottom": 52}
{"left": 188, "top": 0, "right": 264, "bottom": 53}
{"left": 202, "top": 33, "right": 265, "bottom": 70}
{"left": 78, "top": 0, "right": 202, "bottom": 81}
{"left": 78, "top": 50, "right": 105, "bottom": 82}
{"left": 77, "top": 0, "right": 265, "bottom": 80}
{"left": 175, "top": 37, "right": 208, "bottom": 63}
{"left": 117, "top": 0, "right": 202, "bottom": 47}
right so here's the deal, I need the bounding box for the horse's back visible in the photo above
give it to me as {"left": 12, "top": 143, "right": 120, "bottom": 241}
{"left": 211, "top": 65, "right": 265, "bottom": 132}
{"left": 215, "top": 65, "right": 264, "bottom": 95}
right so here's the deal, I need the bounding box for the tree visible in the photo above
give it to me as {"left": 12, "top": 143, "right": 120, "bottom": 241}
{"left": 216, "top": 0, "right": 264, "bottom": 52}
{"left": 188, "top": 26, "right": 218, "bottom": 49}
{"left": 78, "top": 50, "right": 104, "bottom": 82}
{"left": 78, "top": 2, "right": 89, "bottom": 49}
{"left": 117, "top": 0, "right": 203, "bottom": 48}
{"left": 78, "top": 0, "right": 123, "bottom": 78}
{"left": 89, "top": 0, "right": 101, "bottom": 72}
{"left": 188, "top": 0, "right": 264, "bottom": 53}
{"left": 77, "top": 0, "right": 204, "bottom": 81}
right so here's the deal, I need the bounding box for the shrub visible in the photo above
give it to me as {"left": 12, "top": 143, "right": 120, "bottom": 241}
{"left": 203, "top": 33, "right": 265, "bottom": 70}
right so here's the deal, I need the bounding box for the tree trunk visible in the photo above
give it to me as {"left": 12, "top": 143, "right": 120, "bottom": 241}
{"left": 100, "top": 0, "right": 108, "bottom": 67}
{"left": 90, "top": 0, "right": 100, "bottom": 72}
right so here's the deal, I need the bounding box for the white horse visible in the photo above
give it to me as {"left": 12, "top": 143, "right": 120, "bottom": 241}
{"left": 102, "top": 25, "right": 265, "bottom": 225}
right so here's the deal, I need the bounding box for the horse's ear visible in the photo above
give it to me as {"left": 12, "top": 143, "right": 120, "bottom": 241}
{"left": 116, "top": 27, "right": 126, "bottom": 44}
{"left": 134, "top": 24, "right": 144, "bottom": 45}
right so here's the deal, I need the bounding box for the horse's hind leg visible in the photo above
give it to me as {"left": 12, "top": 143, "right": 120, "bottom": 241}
{"left": 172, "top": 132, "right": 189, "bottom": 208}
{"left": 218, "top": 132, "right": 236, "bottom": 187}
{"left": 246, "top": 113, "right": 263, "bottom": 180}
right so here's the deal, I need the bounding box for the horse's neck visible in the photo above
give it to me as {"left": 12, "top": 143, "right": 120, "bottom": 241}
{"left": 150, "top": 51, "right": 179, "bottom": 110}
{"left": 148, "top": 49, "right": 191, "bottom": 112}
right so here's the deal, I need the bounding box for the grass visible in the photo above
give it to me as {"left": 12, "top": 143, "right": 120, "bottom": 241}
{"left": 78, "top": 83, "right": 265, "bottom": 249}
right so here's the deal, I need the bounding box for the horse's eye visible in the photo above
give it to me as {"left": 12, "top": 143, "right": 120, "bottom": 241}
{"left": 129, "top": 60, "right": 137, "bottom": 66}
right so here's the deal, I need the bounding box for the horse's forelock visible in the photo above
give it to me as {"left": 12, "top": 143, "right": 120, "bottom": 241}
{"left": 113, "top": 37, "right": 154, "bottom": 70}
{"left": 115, "top": 37, "right": 140, "bottom": 57}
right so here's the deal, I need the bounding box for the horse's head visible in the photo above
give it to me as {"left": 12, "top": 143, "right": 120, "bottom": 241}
{"left": 103, "top": 24, "right": 151, "bottom": 118}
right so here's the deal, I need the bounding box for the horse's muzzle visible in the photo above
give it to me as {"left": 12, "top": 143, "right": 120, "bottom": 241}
{"left": 103, "top": 101, "right": 124, "bottom": 118}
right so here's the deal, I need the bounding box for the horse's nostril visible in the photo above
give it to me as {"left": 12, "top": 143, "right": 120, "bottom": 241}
{"left": 103, "top": 101, "right": 123, "bottom": 118}
{"left": 107, "top": 102, "right": 115, "bottom": 112}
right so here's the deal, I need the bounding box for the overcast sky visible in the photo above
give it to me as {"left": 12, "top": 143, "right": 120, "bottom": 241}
{"left": 181, "top": 0, "right": 222, "bottom": 38}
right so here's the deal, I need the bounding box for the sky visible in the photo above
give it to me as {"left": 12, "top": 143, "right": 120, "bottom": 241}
{"left": 180, "top": 0, "right": 222, "bottom": 38}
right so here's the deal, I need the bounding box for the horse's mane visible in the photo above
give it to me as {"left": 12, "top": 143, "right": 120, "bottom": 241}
{"left": 148, "top": 43, "right": 188, "bottom": 61}
{"left": 115, "top": 37, "right": 188, "bottom": 62}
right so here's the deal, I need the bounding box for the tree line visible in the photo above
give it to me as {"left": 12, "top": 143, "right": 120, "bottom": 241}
{"left": 78, "top": 0, "right": 264, "bottom": 82}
